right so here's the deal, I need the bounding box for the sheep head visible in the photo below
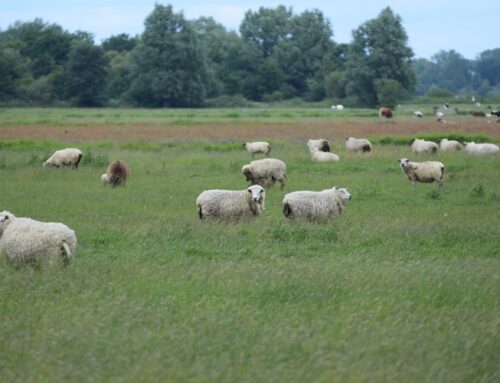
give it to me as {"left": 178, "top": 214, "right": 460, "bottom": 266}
{"left": 246, "top": 185, "right": 265, "bottom": 214}
{"left": 0, "top": 211, "right": 15, "bottom": 236}
{"left": 241, "top": 165, "right": 253, "bottom": 182}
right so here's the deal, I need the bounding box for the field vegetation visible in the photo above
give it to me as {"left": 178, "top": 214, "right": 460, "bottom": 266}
{"left": 0, "top": 116, "right": 499, "bottom": 381}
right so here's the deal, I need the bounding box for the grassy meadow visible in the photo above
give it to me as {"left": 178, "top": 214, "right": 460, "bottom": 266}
{"left": 0, "top": 111, "right": 499, "bottom": 382}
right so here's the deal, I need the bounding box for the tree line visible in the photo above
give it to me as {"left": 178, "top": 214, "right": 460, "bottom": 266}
{"left": 0, "top": 4, "right": 498, "bottom": 108}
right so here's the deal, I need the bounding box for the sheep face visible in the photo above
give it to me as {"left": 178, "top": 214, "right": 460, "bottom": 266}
{"left": 248, "top": 185, "right": 265, "bottom": 204}
{"left": 398, "top": 158, "right": 410, "bottom": 170}
{"left": 242, "top": 166, "right": 253, "bottom": 182}
{"left": 0, "top": 211, "right": 15, "bottom": 235}
{"left": 336, "top": 188, "right": 352, "bottom": 202}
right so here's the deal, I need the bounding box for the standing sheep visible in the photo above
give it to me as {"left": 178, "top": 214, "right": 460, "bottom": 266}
{"left": 243, "top": 141, "right": 271, "bottom": 157}
{"left": 307, "top": 139, "right": 331, "bottom": 153}
{"left": 242, "top": 158, "right": 287, "bottom": 190}
{"left": 379, "top": 107, "right": 393, "bottom": 118}
{"left": 398, "top": 158, "right": 445, "bottom": 190}
{"left": 411, "top": 139, "right": 439, "bottom": 154}
{"left": 282, "top": 187, "right": 351, "bottom": 222}
{"left": 101, "top": 160, "right": 130, "bottom": 187}
{"left": 43, "top": 148, "right": 83, "bottom": 169}
{"left": 440, "top": 139, "right": 463, "bottom": 151}
{"left": 196, "top": 185, "right": 265, "bottom": 220}
{"left": 345, "top": 137, "right": 372, "bottom": 153}
{"left": 464, "top": 142, "right": 499, "bottom": 155}
{"left": 311, "top": 148, "right": 340, "bottom": 162}
{"left": 0, "top": 211, "right": 77, "bottom": 267}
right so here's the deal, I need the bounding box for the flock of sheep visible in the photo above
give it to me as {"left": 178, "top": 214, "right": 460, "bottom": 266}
{"left": 1, "top": 132, "right": 498, "bottom": 268}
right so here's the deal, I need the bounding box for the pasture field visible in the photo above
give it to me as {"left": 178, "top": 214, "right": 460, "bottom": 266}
{"left": 0, "top": 108, "right": 499, "bottom": 382}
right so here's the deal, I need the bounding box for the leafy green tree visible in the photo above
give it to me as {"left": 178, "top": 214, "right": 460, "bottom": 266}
{"left": 64, "top": 41, "right": 109, "bottom": 106}
{"left": 429, "top": 50, "right": 473, "bottom": 93}
{"left": 344, "top": 7, "right": 415, "bottom": 106}
{"left": 127, "top": 4, "right": 207, "bottom": 107}
{"left": 476, "top": 48, "right": 500, "bottom": 87}
{"left": 101, "top": 34, "right": 138, "bottom": 53}
{"left": 0, "top": 48, "right": 27, "bottom": 101}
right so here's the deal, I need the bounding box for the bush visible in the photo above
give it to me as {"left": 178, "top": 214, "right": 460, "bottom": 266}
{"left": 204, "top": 94, "right": 253, "bottom": 108}
{"left": 426, "top": 87, "right": 454, "bottom": 98}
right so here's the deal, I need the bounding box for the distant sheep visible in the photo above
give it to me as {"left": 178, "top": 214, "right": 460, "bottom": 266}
{"left": 398, "top": 158, "right": 444, "bottom": 190}
{"left": 311, "top": 148, "right": 339, "bottom": 162}
{"left": 379, "top": 107, "right": 393, "bottom": 118}
{"left": 345, "top": 137, "right": 372, "bottom": 153}
{"left": 307, "top": 139, "right": 331, "bottom": 153}
{"left": 282, "top": 187, "right": 351, "bottom": 222}
{"left": 242, "top": 158, "right": 287, "bottom": 190}
{"left": 414, "top": 111, "right": 423, "bottom": 118}
{"left": 464, "top": 142, "right": 499, "bottom": 155}
{"left": 101, "top": 160, "right": 130, "bottom": 187}
{"left": 43, "top": 148, "right": 83, "bottom": 169}
{"left": 411, "top": 139, "right": 439, "bottom": 154}
{"left": 244, "top": 141, "right": 271, "bottom": 157}
{"left": 0, "top": 211, "right": 76, "bottom": 267}
{"left": 196, "top": 185, "right": 265, "bottom": 220}
{"left": 331, "top": 105, "right": 344, "bottom": 111}
{"left": 472, "top": 111, "right": 486, "bottom": 117}
{"left": 440, "top": 139, "right": 463, "bottom": 151}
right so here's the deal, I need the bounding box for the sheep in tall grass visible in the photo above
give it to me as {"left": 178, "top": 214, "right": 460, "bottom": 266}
{"left": 242, "top": 158, "right": 287, "bottom": 190}
{"left": 398, "top": 158, "right": 445, "bottom": 190}
{"left": 311, "top": 148, "right": 340, "bottom": 162}
{"left": 43, "top": 148, "right": 83, "bottom": 169}
{"left": 101, "top": 160, "right": 130, "bottom": 187}
{"left": 282, "top": 187, "right": 351, "bottom": 222}
{"left": 0, "top": 211, "right": 77, "bottom": 267}
{"left": 244, "top": 141, "right": 271, "bottom": 157}
{"left": 464, "top": 142, "right": 499, "bottom": 155}
{"left": 196, "top": 185, "right": 265, "bottom": 220}
{"left": 440, "top": 139, "right": 463, "bottom": 151}
{"left": 411, "top": 139, "right": 439, "bottom": 154}
{"left": 307, "top": 139, "right": 331, "bottom": 153}
{"left": 345, "top": 137, "right": 372, "bottom": 153}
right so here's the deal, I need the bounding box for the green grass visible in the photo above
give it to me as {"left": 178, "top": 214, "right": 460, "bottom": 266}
{"left": 0, "top": 140, "right": 499, "bottom": 382}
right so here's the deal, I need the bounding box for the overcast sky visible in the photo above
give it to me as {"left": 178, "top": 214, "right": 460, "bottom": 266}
{"left": 1, "top": 0, "right": 498, "bottom": 59}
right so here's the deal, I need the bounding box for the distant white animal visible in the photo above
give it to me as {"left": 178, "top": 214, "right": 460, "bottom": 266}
{"left": 398, "top": 158, "right": 445, "bottom": 190}
{"left": 464, "top": 142, "right": 499, "bottom": 155}
{"left": 196, "top": 185, "right": 265, "bottom": 220}
{"left": 414, "top": 111, "right": 423, "bottom": 118}
{"left": 244, "top": 141, "right": 271, "bottom": 157}
{"left": 440, "top": 139, "right": 463, "bottom": 151}
{"left": 282, "top": 187, "right": 351, "bottom": 222}
{"left": 331, "top": 104, "right": 344, "bottom": 111}
{"left": 436, "top": 111, "right": 444, "bottom": 121}
{"left": 43, "top": 148, "right": 83, "bottom": 169}
{"left": 311, "top": 148, "right": 340, "bottom": 162}
{"left": 345, "top": 137, "right": 372, "bottom": 153}
{"left": 101, "top": 160, "right": 130, "bottom": 187}
{"left": 0, "top": 211, "right": 77, "bottom": 267}
{"left": 307, "top": 139, "right": 331, "bottom": 153}
{"left": 241, "top": 158, "right": 287, "bottom": 189}
{"left": 474, "top": 102, "right": 481, "bottom": 109}
{"left": 411, "top": 139, "right": 439, "bottom": 154}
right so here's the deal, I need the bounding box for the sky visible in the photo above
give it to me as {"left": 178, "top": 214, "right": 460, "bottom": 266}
{"left": 1, "top": 0, "right": 498, "bottom": 59}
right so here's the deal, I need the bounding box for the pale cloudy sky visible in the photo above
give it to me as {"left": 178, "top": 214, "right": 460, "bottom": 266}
{"left": 0, "top": 0, "right": 498, "bottom": 59}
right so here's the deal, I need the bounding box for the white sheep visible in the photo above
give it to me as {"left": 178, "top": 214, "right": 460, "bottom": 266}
{"left": 43, "top": 148, "right": 83, "bottom": 169}
{"left": 0, "top": 211, "right": 77, "bottom": 267}
{"left": 307, "top": 139, "right": 331, "bottom": 153}
{"left": 331, "top": 104, "right": 344, "bottom": 111}
{"left": 345, "top": 137, "right": 372, "bottom": 153}
{"left": 464, "top": 142, "right": 499, "bottom": 155}
{"left": 244, "top": 141, "right": 271, "bottom": 157}
{"left": 196, "top": 185, "right": 265, "bottom": 220}
{"left": 101, "top": 160, "right": 130, "bottom": 187}
{"left": 440, "top": 139, "right": 463, "bottom": 151}
{"left": 282, "top": 187, "right": 351, "bottom": 222}
{"left": 311, "top": 148, "right": 339, "bottom": 162}
{"left": 414, "top": 111, "right": 423, "bottom": 118}
{"left": 398, "top": 158, "right": 445, "bottom": 190}
{"left": 436, "top": 111, "right": 444, "bottom": 121}
{"left": 242, "top": 158, "right": 287, "bottom": 190}
{"left": 411, "top": 139, "right": 439, "bottom": 154}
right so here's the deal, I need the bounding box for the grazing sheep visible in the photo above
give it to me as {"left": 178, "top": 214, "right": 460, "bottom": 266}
{"left": 101, "top": 160, "right": 130, "bottom": 187}
{"left": 311, "top": 148, "right": 340, "bottom": 162}
{"left": 474, "top": 102, "right": 481, "bottom": 109}
{"left": 0, "top": 211, "right": 77, "bottom": 267}
{"left": 196, "top": 185, "right": 265, "bottom": 220}
{"left": 331, "top": 104, "right": 344, "bottom": 111}
{"left": 398, "top": 158, "right": 445, "bottom": 190}
{"left": 43, "top": 148, "right": 83, "bottom": 169}
{"left": 241, "top": 158, "right": 287, "bottom": 189}
{"left": 345, "top": 137, "right": 372, "bottom": 153}
{"left": 378, "top": 107, "right": 393, "bottom": 118}
{"left": 414, "top": 111, "right": 423, "bottom": 118}
{"left": 282, "top": 187, "right": 351, "bottom": 222}
{"left": 440, "top": 139, "right": 463, "bottom": 151}
{"left": 307, "top": 139, "right": 331, "bottom": 153}
{"left": 464, "top": 142, "right": 499, "bottom": 155}
{"left": 244, "top": 141, "right": 271, "bottom": 157}
{"left": 411, "top": 139, "right": 439, "bottom": 154}
{"left": 490, "top": 110, "right": 500, "bottom": 117}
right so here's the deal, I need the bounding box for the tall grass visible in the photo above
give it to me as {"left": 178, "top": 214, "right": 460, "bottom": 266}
{"left": 0, "top": 140, "right": 498, "bottom": 382}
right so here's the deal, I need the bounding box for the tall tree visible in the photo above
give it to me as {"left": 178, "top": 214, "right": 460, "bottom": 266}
{"left": 64, "top": 41, "right": 109, "bottom": 106}
{"left": 0, "top": 48, "right": 27, "bottom": 101}
{"left": 127, "top": 4, "right": 207, "bottom": 107}
{"left": 101, "top": 33, "right": 138, "bottom": 53}
{"left": 476, "top": 48, "right": 500, "bottom": 87}
{"left": 344, "top": 7, "right": 415, "bottom": 106}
